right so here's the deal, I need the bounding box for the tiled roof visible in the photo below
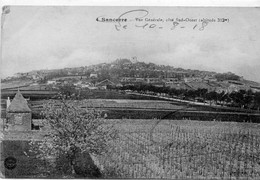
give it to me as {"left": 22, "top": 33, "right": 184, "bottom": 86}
{"left": 7, "top": 90, "right": 31, "bottom": 112}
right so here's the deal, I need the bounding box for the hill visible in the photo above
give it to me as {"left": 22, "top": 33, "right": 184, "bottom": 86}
{"left": 1, "top": 59, "right": 260, "bottom": 93}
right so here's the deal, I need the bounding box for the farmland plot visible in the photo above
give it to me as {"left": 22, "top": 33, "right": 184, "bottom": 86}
{"left": 97, "top": 120, "right": 260, "bottom": 179}
{"left": 30, "top": 99, "right": 189, "bottom": 110}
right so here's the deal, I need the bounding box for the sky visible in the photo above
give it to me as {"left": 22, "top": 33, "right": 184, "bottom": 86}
{"left": 1, "top": 6, "right": 260, "bottom": 82}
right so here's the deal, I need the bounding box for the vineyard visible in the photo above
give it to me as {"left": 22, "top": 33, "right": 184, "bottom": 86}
{"left": 97, "top": 120, "right": 260, "bottom": 179}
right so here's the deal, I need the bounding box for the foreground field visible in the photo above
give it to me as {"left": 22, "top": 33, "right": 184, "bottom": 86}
{"left": 97, "top": 119, "right": 260, "bottom": 179}
{"left": 1, "top": 119, "right": 260, "bottom": 179}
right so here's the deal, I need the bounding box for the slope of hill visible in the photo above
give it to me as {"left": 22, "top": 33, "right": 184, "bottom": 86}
{"left": 2, "top": 59, "right": 260, "bottom": 92}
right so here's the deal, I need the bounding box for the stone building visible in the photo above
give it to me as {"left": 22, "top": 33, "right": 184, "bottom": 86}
{"left": 5, "top": 90, "right": 32, "bottom": 131}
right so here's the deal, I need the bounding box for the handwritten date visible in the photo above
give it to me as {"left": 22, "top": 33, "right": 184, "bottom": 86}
{"left": 112, "top": 9, "right": 209, "bottom": 31}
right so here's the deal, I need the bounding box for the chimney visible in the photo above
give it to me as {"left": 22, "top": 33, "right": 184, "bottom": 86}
{"left": 6, "top": 97, "right": 11, "bottom": 108}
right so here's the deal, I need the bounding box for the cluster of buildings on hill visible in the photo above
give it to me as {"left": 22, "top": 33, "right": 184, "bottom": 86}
{"left": 2, "top": 59, "right": 260, "bottom": 93}
{"left": 3, "top": 59, "right": 217, "bottom": 82}
{"left": 6, "top": 72, "right": 259, "bottom": 94}
{"left": 47, "top": 78, "right": 119, "bottom": 90}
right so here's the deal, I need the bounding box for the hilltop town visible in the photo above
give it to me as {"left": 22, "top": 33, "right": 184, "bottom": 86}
{"left": 2, "top": 58, "right": 260, "bottom": 93}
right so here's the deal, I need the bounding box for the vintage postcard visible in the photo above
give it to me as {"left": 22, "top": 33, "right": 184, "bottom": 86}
{"left": 1, "top": 3, "right": 260, "bottom": 179}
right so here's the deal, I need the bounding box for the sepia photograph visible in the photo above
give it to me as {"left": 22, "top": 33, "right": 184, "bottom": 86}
{"left": 1, "top": 2, "right": 260, "bottom": 179}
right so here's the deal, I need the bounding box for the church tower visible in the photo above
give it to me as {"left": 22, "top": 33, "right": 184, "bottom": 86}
{"left": 5, "top": 90, "right": 32, "bottom": 131}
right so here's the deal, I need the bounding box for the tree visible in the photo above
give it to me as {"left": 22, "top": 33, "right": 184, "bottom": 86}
{"left": 31, "top": 94, "right": 117, "bottom": 177}
{"left": 206, "top": 91, "right": 218, "bottom": 105}
{"left": 244, "top": 90, "right": 254, "bottom": 109}
{"left": 254, "top": 92, "right": 260, "bottom": 111}
{"left": 229, "top": 90, "right": 246, "bottom": 108}
{"left": 58, "top": 84, "right": 77, "bottom": 98}
{"left": 196, "top": 88, "right": 208, "bottom": 102}
{"left": 217, "top": 91, "right": 225, "bottom": 106}
{"left": 219, "top": 91, "right": 230, "bottom": 106}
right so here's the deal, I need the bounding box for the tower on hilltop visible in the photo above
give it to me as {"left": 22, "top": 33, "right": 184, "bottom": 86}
{"left": 131, "top": 57, "right": 138, "bottom": 63}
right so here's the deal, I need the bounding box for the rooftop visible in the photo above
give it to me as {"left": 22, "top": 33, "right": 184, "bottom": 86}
{"left": 7, "top": 90, "right": 31, "bottom": 113}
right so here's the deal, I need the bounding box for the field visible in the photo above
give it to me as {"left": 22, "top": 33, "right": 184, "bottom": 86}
{"left": 28, "top": 99, "right": 260, "bottom": 122}
{"left": 1, "top": 119, "right": 260, "bottom": 179}
{"left": 1, "top": 80, "right": 33, "bottom": 90}
{"left": 30, "top": 99, "right": 190, "bottom": 110}
{"left": 96, "top": 119, "right": 260, "bottom": 179}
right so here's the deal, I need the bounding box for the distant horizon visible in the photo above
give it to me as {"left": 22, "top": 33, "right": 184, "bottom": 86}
{"left": 3, "top": 58, "right": 235, "bottom": 74}
{"left": 2, "top": 7, "right": 260, "bottom": 82}
{"left": 4, "top": 58, "right": 258, "bottom": 83}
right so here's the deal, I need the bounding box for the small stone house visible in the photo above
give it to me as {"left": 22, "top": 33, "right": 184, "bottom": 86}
{"left": 5, "top": 90, "right": 32, "bottom": 131}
